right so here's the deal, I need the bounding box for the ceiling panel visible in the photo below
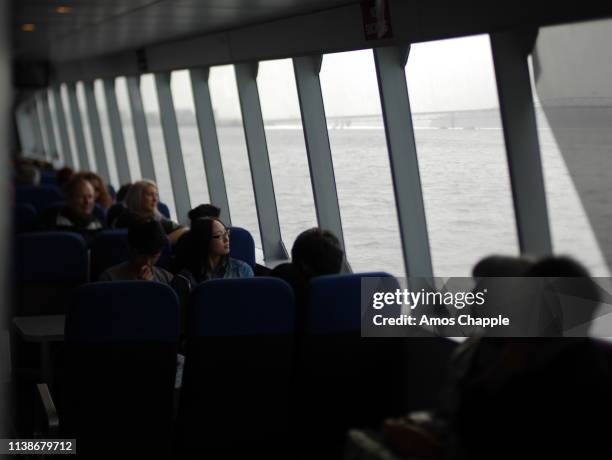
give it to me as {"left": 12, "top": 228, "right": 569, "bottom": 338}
{"left": 14, "top": 0, "right": 358, "bottom": 61}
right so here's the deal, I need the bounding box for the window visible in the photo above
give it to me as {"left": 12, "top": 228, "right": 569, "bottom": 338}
{"left": 94, "top": 80, "right": 120, "bottom": 188}
{"left": 530, "top": 19, "right": 612, "bottom": 277}
{"left": 141, "top": 74, "right": 177, "bottom": 219}
{"left": 170, "top": 70, "right": 210, "bottom": 207}
{"left": 405, "top": 35, "right": 519, "bottom": 277}
{"left": 75, "top": 82, "right": 97, "bottom": 172}
{"left": 209, "top": 65, "right": 262, "bottom": 257}
{"left": 320, "top": 49, "right": 404, "bottom": 276}
{"left": 115, "top": 77, "right": 143, "bottom": 181}
{"left": 47, "top": 89, "right": 64, "bottom": 166}
{"left": 257, "top": 58, "right": 317, "bottom": 250}
{"left": 60, "top": 84, "right": 80, "bottom": 169}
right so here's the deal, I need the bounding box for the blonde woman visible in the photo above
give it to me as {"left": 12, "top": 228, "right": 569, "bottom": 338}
{"left": 114, "top": 179, "right": 187, "bottom": 244}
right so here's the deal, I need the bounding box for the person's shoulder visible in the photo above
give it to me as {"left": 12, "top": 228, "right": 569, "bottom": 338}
{"left": 160, "top": 217, "right": 183, "bottom": 233}
{"left": 114, "top": 209, "right": 139, "bottom": 228}
{"left": 153, "top": 266, "right": 174, "bottom": 284}
{"left": 230, "top": 258, "right": 254, "bottom": 277}
{"left": 99, "top": 261, "right": 130, "bottom": 281}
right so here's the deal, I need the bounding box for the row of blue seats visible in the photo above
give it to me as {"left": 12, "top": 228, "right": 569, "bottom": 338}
{"left": 15, "top": 186, "right": 171, "bottom": 230}
{"left": 33, "top": 170, "right": 117, "bottom": 198}
{"left": 16, "top": 229, "right": 256, "bottom": 281}
{"left": 14, "top": 229, "right": 256, "bottom": 317}
{"left": 45, "top": 275, "right": 401, "bottom": 458}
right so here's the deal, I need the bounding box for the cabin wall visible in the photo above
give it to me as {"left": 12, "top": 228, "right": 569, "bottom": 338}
{"left": 0, "top": 0, "right": 12, "bottom": 438}
{"left": 49, "top": 0, "right": 612, "bottom": 83}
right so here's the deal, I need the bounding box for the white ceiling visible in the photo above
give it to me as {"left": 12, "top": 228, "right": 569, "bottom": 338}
{"left": 15, "top": 0, "right": 360, "bottom": 61}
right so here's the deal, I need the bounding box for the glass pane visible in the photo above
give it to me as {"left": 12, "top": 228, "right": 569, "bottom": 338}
{"left": 141, "top": 73, "right": 177, "bottom": 219}
{"left": 94, "top": 80, "right": 120, "bottom": 188}
{"left": 257, "top": 58, "right": 317, "bottom": 250}
{"left": 115, "top": 77, "right": 143, "bottom": 181}
{"left": 171, "top": 70, "right": 209, "bottom": 207}
{"left": 35, "top": 95, "right": 50, "bottom": 159}
{"left": 530, "top": 20, "right": 612, "bottom": 277}
{"left": 209, "top": 65, "right": 262, "bottom": 257}
{"left": 47, "top": 89, "right": 64, "bottom": 166}
{"left": 76, "top": 82, "right": 97, "bottom": 172}
{"left": 405, "top": 34, "right": 519, "bottom": 277}
{"left": 320, "top": 49, "right": 404, "bottom": 276}
{"left": 60, "top": 83, "right": 80, "bottom": 170}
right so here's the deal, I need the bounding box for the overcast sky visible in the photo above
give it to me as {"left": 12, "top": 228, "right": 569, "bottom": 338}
{"left": 137, "top": 34, "right": 500, "bottom": 120}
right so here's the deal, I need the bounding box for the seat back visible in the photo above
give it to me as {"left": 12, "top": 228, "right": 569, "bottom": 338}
{"left": 14, "top": 204, "right": 37, "bottom": 233}
{"left": 15, "top": 185, "right": 65, "bottom": 212}
{"left": 178, "top": 277, "right": 295, "bottom": 458}
{"left": 14, "top": 232, "right": 88, "bottom": 316}
{"left": 90, "top": 229, "right": 172, "bottom": 280}
{"left": 299, "top": 273, "right": 405, "bottom": 458}
{"left": 39, "top": 170, "right": 57, "bottom": 185}
{"left": 157, "top": 202, "right": 170, "bottom": 219}
{"left": 229, "top": 226, "right": 256, "bottom": 269}
{"left": 63, "top": 282, "right": 179, "bottom": 458}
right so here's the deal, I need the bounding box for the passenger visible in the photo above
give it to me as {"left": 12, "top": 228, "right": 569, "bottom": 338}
{"left": 114, "top": 180, "right": 187, "bottom": 244}
{"left": 74, "top": 171, "right": 113, "bottom": 209}
{"left": 15, "top": 162, "right": 41, "bottom": 186}
{"left": 39, "top": 176, "right": 104, "bottom": 243}
{"left": 116, "top": 183, "right": 132, "bottom": 203}
{"left": 99, "top": 220, "right": 173, "bottom": 283}
{"left": 526, "top": 255, "right": 600, "bottom": 336}
{"left": 271, "top": 227, "right": 344, "bottom": 312}
{"left": 56, "top": 166, "right": 74, "bottom": 191}
{"left": 382, "top": 255, "right": 609, "bottom": 460}
{"left": 187, "top": 203, "right": 221, "bottom": 223}
{"left": 107, "top": 183, "right": 131, "bottom": 227}
{"left": 173, "top": 217, "right": 253, "bottom": 298}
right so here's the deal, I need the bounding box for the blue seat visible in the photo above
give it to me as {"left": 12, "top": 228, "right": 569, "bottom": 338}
{"left": 63, "top": 282, "right": 178, "bottom": 457}
{"left": 307, "top": 272, "right": 400, "bottom": 333}
{"left": 39, "top": 170, "right": 57, "bottom": 185}
{"left": 299, "top": 272, "right": 404, "bottom": 458}
{"left": 178, "top": 277, "right": 295, "bottom": 458}
{"left": 229, "top": 226, "right": 256, "bottom": 269}
{"left": 157, "top": 202, "right": 170, "bottom": 219}
{"left": 14, "top": 204, "right": 37, "bottom": 233}
{"left": 107, "top": 183, "right": 116, "bottom": 201}
{"left": 66, "top": 281, "right": 179, "bottom": 342}
{"left": 15, "top": 185, "right": 65, "bottom": 212}
{"left": 15, "top": 232, "right": 88, "bottom": 315}
{"left": 188, "top": 277, "right": 294, "bottom": 336}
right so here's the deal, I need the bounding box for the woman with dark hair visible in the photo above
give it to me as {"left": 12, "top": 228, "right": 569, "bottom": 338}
{"left": 173, "top": 217, "right": 253, "bottom": 298}
{"left": 114, "top": 179, "right": 187, "bottom": 244}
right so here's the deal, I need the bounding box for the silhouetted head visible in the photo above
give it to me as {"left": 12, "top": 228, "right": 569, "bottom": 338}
{"left": 527, "top": 256, "right": 600, "bottom": 336}
{"left": 16, "top": 163, "right": 40, "bottom": 186}
{"left": 128, "top": 219, "right": 167, "bottom": 256}
{"left": 116, "top": 183, "right": 132, "bottom": 202}
{"left": 472, "top": 255, "right": 535, "bottom": 278}
{"left": 291, "top": 228, "right": 343, "bottom": 278}
{"left": 56, "top": 167, "right": 74, "bottom": 190}
{"left": 188, "top": 204, "right": 221, "bottom": 223}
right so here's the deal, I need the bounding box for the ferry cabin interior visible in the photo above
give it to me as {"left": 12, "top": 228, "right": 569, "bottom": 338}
{"left": 3, "top": 0, "right": 612, "bottom": 458}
